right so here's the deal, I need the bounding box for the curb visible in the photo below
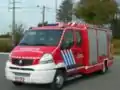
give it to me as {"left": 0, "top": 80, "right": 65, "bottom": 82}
{"left": 0, "top": 53, "right": 9, "bottom": 55}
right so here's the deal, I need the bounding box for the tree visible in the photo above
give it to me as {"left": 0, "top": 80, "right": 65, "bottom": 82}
{"left": 14, "top": 24, "right": 25, "bottom": 45}
{"left": 57, "top": 0, "right": 73, "bottom": 22}
{"left": 0, "top": 32, "right": 10, "bottom": 38}
{"left": 110, "top": 7, "right": 120, "bottom": 39}
{"left": 110, "top": 18, "right": 120, "bottom": 39}
{"left": 74, "top": 0, "right": 118, "bottom": 25}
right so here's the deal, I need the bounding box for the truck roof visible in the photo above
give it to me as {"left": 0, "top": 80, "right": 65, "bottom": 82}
{"left": 30, "top": 22, "right": 112, "bottom": 32}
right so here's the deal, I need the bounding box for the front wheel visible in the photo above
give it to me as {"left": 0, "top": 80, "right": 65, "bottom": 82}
{"left": 50, "top": 70, "right": 65, "bottom": 90}
{"left": 12, "top": 81, "right": 23, "bottom": 86}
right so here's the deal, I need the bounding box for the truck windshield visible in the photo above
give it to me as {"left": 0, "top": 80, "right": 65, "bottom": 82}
{"left": 19, "top": 30, "right": 63, "bottom": 46}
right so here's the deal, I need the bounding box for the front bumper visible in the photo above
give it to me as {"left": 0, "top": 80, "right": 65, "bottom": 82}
{"left": 5, "top": 61, "right": 56, "bottom": 84}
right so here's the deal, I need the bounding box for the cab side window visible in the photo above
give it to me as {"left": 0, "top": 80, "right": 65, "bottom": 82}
{"left": 75, "top": 31, "right": 81, "bottom": 46}
{"left": 61, "top": 30, "right": 74, "bottom": 49}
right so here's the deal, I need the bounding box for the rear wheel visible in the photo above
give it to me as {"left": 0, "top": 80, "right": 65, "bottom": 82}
{"left": 50, "top": 70, "right": 65, "bottom": 90}
{"left": 12, "top": 81, "right": 23, "bottom": 86}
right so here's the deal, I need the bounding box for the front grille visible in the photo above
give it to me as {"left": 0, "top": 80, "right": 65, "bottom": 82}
{"left": 12, "top": 59, "right": 34, "bottom": 66}
{"left": 9, "top": 67, "right": 34, "bottom": 71}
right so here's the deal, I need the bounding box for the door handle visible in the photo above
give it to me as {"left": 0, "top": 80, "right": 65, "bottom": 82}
{"left": 73, "top": 52, "right": 77, "bottom": 55}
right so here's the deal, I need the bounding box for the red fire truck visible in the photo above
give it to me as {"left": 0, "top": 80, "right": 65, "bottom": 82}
{"left": 5, "top": 22, "right": 114, "bottom": 90}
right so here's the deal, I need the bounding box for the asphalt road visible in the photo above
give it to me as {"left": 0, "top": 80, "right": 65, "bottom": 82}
{"left": 0, "top": 54, "right": 120, "bottom": 90}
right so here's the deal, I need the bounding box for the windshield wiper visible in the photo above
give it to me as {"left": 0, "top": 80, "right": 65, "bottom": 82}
{"left": 19, "top": 42, "right": 29, "bottom": 45}
{"left": 19, "top": 43, "right": 48, "bottom": 46}
{"left": 34, "top": 44, "right": 48, "bottom": 46}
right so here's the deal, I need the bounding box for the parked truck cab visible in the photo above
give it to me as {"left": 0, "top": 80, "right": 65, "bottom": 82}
{"left": 5, "top": 22, "right": 114, "bottom": 90}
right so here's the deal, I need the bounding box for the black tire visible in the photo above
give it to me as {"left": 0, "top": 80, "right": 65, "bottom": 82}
{"left": 50, "top": 70, "right": 65, "bottom": 90}
{"left": 100, "top": 61, "right": 108, "bottom": 74}
{"left": 12, "top": 81, "right": 23, "bottom": 86}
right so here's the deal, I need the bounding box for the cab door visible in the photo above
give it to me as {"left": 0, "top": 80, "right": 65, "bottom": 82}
{"left": 72, "top": 29, "right": 84, "bottom": 69}
{"left": 60, "top": 29, "right": 84, "bottom": 74}
{"left": 60, "top": 29, "right": 77, "bottom": 72}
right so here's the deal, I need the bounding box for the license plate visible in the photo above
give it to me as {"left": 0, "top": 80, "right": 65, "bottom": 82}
{"left": 15, "top": 77, "right": 24, "bottom": 82}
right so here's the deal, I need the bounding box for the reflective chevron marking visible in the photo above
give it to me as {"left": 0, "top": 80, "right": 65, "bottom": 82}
{"left": 61, "top": 50, "right": 76, "bottom": 69}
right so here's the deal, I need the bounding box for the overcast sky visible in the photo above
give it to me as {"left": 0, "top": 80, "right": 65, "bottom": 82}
{"left": 0, "top": 0, "right": 63, "bottom": 34}
{"left": 0, "top": 0, "right": 119, "bottom": 34}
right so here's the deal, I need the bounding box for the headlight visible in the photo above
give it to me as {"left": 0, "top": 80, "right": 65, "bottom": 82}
{"left": 40, "top": 53, "right": 53, "bottom": 64}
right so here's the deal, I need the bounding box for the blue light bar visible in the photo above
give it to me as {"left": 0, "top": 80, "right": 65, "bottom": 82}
{"left": 45, "top": 23, "right": 58, "bottom": 26}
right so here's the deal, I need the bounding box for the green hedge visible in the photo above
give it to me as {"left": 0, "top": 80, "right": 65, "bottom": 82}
{"left": 0, "top": 39, "right": 12, "bottom": 52}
